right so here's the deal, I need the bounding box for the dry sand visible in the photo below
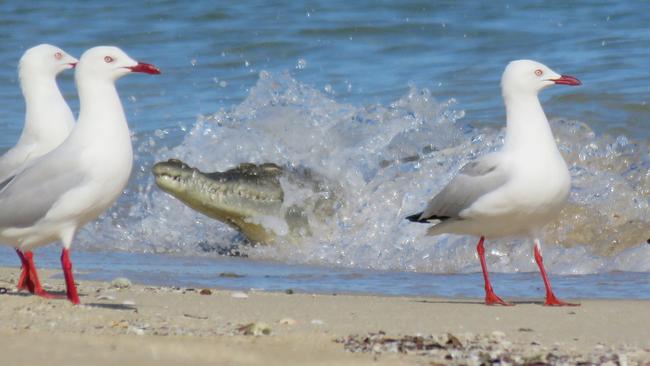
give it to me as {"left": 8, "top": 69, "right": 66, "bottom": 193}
{"left": 1, "top": 267, "right": 649, "bottom": 365}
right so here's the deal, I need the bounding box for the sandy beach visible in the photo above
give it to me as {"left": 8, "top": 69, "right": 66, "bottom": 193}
{"left": 1, "top": 267, "right": 649, "bottom": 365}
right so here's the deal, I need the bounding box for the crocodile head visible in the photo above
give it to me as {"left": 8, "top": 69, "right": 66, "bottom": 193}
{"left": 153, "top": 159, "right": 285, "bottom": 244}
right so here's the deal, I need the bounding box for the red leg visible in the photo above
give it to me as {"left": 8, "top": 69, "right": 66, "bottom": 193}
{"left": 60, "top": 248, "right": 80, "bottom": 305}
{"left": 533, "top": 243, "right": 579, "bottom": 307}
{"left": 15, "top": 249, "right": 34, "bottom": 292}
{"left": 477, "top": 237, "right": 512, "bottom": 306}
{"left": 25, "top": 251, "right": 62, "bottom": 299}
{"left": 16, "top": 249, "right": 63, "bottom": 299}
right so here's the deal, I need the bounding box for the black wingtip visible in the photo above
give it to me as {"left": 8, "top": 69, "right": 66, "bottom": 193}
{"left": 406, "top": 212, "right": 451, "bottom": 223}
{"left": 405, "top": 212, "right": 424, "bottom": 222}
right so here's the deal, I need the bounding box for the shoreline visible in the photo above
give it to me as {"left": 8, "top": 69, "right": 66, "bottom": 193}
{"left": 3, "top": 246, "right": 650, "bottom": 301}
{"left": 1, "top": 267, "right": 649, "bottom": 365}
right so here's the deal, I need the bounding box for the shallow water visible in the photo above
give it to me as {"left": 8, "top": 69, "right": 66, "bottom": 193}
{"left": 0, "top": 1, "right": 649, "bottom": 298}
{"left": 2, "top": 246, "right": 650, "bottom": 300}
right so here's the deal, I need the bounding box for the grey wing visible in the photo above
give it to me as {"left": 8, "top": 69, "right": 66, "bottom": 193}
{"left": 0, "top": 158, "right": 85, "bottom": 229}
{"left": 419, "top": 153, "right": 509, "bottom": 220}
{"left": 0, "top": 145, "right": 29, "bottom": 183}
{"left": 0, "top": 174, "right": 14, "bottom": 192}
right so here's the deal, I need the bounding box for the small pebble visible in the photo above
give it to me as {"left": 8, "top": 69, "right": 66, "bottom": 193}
{"left": 231, "top": 291, "right": 249, "bottom": 299}
{"left": 110, "top": 277, "right": 132, "bottom": 289}
{"left": 311, "top": 319, "right": 325, "bottom": 326}
{"left": 285, "top": 289, "right": 294, "bottom": 294}
{"left": 237, "top": 322, "right": 271, "bottom": 336}
{"left": 279, "top": 318, "right": 297, "bottom": 325}
{"left": 128, "top": 326, "right": 145, "bottom": 336}
{"left": 199, "top": 289, "right": 212, "bottom": 295}
{"left": 447, "top": 333, "right": 463, "bottom": 348}
{"left": 111, "top": 320, "right": 129, "bottom": 329}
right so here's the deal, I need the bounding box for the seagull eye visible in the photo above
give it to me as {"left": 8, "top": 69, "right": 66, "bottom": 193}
{"left": 54, "top": 52, "right": 63, "bottom": 60}
{"left": 104, "top": 56, "right": 114, "bottom": 63}
{"left": 534, "top": 69, "right": 543, "bottom": 77}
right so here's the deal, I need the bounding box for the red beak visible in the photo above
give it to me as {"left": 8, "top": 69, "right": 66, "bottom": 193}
{"left": 553, "top": 75, "right": 581, "bottom": 86}
{"left": 69, "top": 62, "right": 77, "bottom": 69}
{"left": 128, "top": 62, "right": 161, "bottom": 75}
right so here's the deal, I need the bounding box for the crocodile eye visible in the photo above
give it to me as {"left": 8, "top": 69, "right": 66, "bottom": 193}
{"left": 104, "top": 56, "right": 114, "bottom": 63}
{"left": 534, "top": 69, "right": 543, "bottom": 77}
{"left": 55, "top": 52, "right": 62, "bottom": 60}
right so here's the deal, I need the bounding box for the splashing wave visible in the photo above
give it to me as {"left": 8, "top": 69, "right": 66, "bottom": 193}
{"left": 78, "top": 71, "right": 650, "bottom": 275}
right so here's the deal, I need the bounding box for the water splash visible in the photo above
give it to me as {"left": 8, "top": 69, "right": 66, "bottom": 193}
{"left": 79, "top": 71, "right": 650, "bottom": 275}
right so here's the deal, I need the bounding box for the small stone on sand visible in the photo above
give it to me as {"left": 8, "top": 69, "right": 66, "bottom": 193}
{"left": 279, "top": 318, "right": 297, "bottom": 325}
{"left": 110, "top": 277, "right": 132, "bottom": 289}
{"left": 237, "top": 322, "right": 271, "bottom": 336}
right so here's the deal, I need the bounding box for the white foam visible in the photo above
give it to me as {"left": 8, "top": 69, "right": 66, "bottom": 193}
{"left": 245, "top": 215, "right": 289, "bottom": 237}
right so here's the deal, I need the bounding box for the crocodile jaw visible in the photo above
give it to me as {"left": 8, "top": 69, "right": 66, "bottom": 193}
{"left": 152, "top": 159, "right": 282, "bottom": 244}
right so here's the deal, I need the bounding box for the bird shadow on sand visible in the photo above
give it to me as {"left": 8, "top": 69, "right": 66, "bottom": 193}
{"left": 2, "top": 289, "right": 68, "bottom": 298}
{"left": 0, "top": 291, "right": 136, "bottom": 310}
{"left": 84, "top": 302, "right": 137, "bottom": 311}
{"left": 412, "top": 299, "right": 544, "bottom": 306}
{"left": 1, "top": 291, "right": 33, "bottom": 297}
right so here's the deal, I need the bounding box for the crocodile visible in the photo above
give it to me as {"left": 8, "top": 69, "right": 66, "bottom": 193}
{"left": 152, "top": 159, "right": 341, "bottom": 244}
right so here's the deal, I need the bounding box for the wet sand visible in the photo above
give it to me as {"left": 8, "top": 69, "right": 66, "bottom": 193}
{"left": 1, "top": 267, "right": 649, "bottom": 365}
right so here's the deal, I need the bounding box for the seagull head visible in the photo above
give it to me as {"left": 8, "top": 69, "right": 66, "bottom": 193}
{"left": 19, "top": 44, "right": 78, "bottom": 78}
{"left": 76, "top": 46, "right": 161, "bottom": 82}
{"left": 501, "top": 60, "right": 581, "bottom": 98}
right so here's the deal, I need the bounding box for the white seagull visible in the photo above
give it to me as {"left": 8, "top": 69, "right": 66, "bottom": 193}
{"left": 0, "top": 44, "right": 77, "bottom": 298}
{"left": 407, "top": 60, "right": 581, "bottom": 306}
{"left": 0, "top": 46, "right": 160, "bottom": 304}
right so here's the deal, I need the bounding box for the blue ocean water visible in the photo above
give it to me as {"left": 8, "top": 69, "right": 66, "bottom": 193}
{"left": 0, "top": 1, "right": 649, "bottom": 299}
